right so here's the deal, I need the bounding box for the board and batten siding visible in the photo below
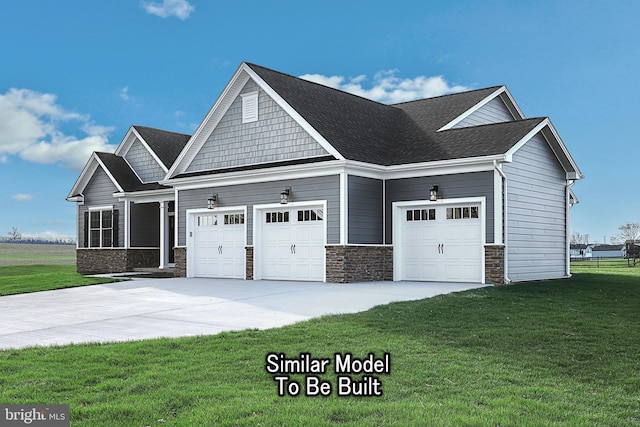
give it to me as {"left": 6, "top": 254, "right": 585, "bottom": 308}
{"left": 453, "top": 97, "right": 515, "bottom": 128}
{"left": 78, "top": 167, "right": 124, "bottom": 248}
{"left": 385, "top": 171, "right": 494, "bottom": 244}
{"left": 348, "top": 175, "right": 383, "bottom": 244}
{"left": 186, "top": 80, "right": 329, "bottom": 173}
{"left": 124, "top": 138, "right": 166, "bottom": 183}
{"left": 503, "top": 133, "right": 568, "bottom": 281}
{"left": 177, "top": 175, "right": 340, "bottom": 247}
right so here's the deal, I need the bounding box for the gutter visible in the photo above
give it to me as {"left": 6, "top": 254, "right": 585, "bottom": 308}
{"left": 494, "top": 160, "right": 511, "bottom": 284}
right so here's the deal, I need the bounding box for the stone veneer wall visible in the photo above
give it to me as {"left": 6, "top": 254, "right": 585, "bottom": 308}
{"left": 326, "top": 245, "right": 393, "bottom": 283}
{"left": 174, "top": 247, "right": 187, "bottom": 278}
{"left": 485, "top": 245, "right": 505, "bottom": 285}
{"left": 76, "top": 248, "right": 159, "bottom": 274}
{"left": 245, "top": 246, "right": 254, "bottom": 280}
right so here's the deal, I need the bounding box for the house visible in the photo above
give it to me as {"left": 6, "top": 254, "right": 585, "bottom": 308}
{"left": 570, "top": 244, "right": 593, "bottom": 259}
{"left": 67, "top": 62, "right": 583, "bottom": 284}
{"left": 591, "top": 244, "right": 625, "bottom": 258}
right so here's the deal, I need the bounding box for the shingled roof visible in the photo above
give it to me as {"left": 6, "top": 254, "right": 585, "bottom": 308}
{"left": 132, "top": 126, "right": 191, "bottom": 169}
{"left": 95, "top": 152, "right": 168, "bottom": 192}
{"left": 247, "top": 63, "right": 539, "bottom": 166}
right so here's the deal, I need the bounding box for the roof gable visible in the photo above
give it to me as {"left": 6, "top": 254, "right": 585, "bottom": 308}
{"left": 184, "top": 78, "right": 330, "bottom": 173}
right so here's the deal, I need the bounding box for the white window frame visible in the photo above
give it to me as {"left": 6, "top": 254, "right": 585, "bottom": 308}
{"left": 241, "top": 92, "right": 258, "bottom": 123}
{"left": 88, "top": 205, "right": 114, "bottom": 248}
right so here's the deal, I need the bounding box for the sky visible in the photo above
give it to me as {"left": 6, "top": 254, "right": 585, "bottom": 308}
{"left": 0, "top": 0, "right": 638, "bottom": 244}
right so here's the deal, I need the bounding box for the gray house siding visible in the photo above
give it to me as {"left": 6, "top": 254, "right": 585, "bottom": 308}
{"left": 186, "top": 80, "right": 328, "bottom": 173}
{"left": 503, "top": 133, "right": 568, "bottom": 281}
{"left": 385, "top": 171, "right": 494, "bottom": 244}
{"left": 130, "top": 202, "right": 160, "bottom": 247}
{"left": 78, "top": 168, "right": 124, "bottom": 248}
{"left": 348, "top": 175, "right": 383, "bottom": 244}
{"left": 453, "top": 97, "right": 515, "bottom": 128}
{"left": 177, "top": 175, "right": 340, "bottom": 246}
{"left": 124, "top": 139, "right": 165, "bottom": 183}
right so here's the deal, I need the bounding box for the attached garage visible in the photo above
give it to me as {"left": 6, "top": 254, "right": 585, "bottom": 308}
{"left": 254, "top": 202, "right": 326, "bottom": 281}
{"left": 393, "top": 198, "right": 485, "bottom": 283}
{"left": 188, "top": 209, "right": 246, "bottom": 278}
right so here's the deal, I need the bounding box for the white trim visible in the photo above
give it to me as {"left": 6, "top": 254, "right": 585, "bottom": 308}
{"left": 186, "top": 205, "right": 248, "bottom": 278}
{"left": 340, "top": 172, "right": 348, "bottom": 245}
{"left": 88, "top": 205, "right": 114, "bottom": 211}
{"left": 253, "top": 200, "right": 327, "bottom": 282}
{"left": 392, "top": 196, "right": 486, "bottom": 283}
{"left": 124, "top": 199, "right": 130, "bottom": 249}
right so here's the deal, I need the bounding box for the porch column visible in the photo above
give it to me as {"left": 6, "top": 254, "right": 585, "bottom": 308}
{"left": 159, "top": 201, "right": 169, "bottom": 269}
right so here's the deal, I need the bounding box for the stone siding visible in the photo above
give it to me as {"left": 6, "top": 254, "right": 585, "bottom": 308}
{"left": 174, "top": 247, "right": 187, "bottom": 277}
{"left": 76, "top": 248, "right": 159, "bottom": 274}
{"left": 485, "top": 245, "right": 505, "bottom": 285}
{"left": 326, "top": 245, "right": 393, "bottom": 283}
{"left": 245, "top": 246, "right": 254, "bottom": 280}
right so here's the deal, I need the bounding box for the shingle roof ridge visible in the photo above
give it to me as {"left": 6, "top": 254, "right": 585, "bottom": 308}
{"left": 390, "top": 85, "right": 504, "bottom": 107}
{"left": 132, "top": 125, "right": 191, "bottom": 138}
{"left": 245, "top": 62, "right": 397, "bottom": 109}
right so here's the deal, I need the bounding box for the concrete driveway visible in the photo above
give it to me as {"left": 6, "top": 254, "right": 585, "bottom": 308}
{"left": 0, "top": 278, "right": 486, "bottom": 350}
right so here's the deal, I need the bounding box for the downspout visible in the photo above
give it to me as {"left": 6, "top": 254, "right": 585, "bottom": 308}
{"left": 494, "top": 160, "right": 511, "bottom": 284}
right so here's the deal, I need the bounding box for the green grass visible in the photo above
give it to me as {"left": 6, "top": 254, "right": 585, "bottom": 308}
{"left": 1, "top": 271, "right": 639, "bottom": 426}
{"left": 0, "top": 243, "right": 76, "bottom": 267}
{"left": 0, "top": 264, "right": 118, "bottom": 296}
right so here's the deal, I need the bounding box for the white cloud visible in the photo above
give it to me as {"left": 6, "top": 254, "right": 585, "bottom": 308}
{"left": 12, "top": 193, "right": 33, "bottom": 202}
{"left": 0, "top": 88, "right": 116, "bottom": 170}
{"left": 141, "top": 0, "right": 195, "bottom": 20}
{"left": 300, "top": 70, "right": 470, "bottom": 104}
{"left": 120, "top": 86, "right": 130, "bottom": 101}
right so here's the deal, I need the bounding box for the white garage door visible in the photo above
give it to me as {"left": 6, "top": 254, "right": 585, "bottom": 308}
{"left": 259, "top": 206, "right": 325, "bottom": 281}
{"left": 398, "top": 204, "right": 483, "bottom": 282}
{"left": 193, "top": 212, "right": 245, "bottom": 278}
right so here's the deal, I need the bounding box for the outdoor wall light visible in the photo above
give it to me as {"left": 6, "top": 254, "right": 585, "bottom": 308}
{"left": 429, "top": 185, "right": 439, "bottom": 201}
{"left": 280, "top": 188, "right": 291, "bottom": 204}
{"left": 207, "top": 194, "right": 218, "bottom": 209}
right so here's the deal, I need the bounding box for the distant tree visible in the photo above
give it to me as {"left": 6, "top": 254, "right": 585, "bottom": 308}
{"left": 612, "top": 222, "right": 640, "bottom": 244}
{"left": 570, "top": 231, "right": 588, "bottom": 245}
{"left": 7, "top": 226, "right": 21, "bottom": 241}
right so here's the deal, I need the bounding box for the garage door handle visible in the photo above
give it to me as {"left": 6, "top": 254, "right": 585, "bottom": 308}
{"left": 441, "top": 244, "right": 444, "bottom": 254}
{"left": 218, "top": 245, "right": 222, "bottom": 254}
{"left": 291, "top": 244, "right": 296, "bottom": 254}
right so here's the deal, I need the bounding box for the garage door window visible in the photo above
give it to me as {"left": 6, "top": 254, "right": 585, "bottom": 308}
{"left": 406, "top": 208, "right": 436, "bottom": 221}
{"left": 298, "top": 209, "right": 323, "bottom": 222}
{"left": 266, "top": 211, "right": 289, "bottom": 223}
{"left": 224, "top": 213, "right": 245, "bottom": 225}
{"left": 197, "top": 214, "right": 217, "bottom": 226}
{"left": 446, "top": 206, "right": 479, "bottom": 220}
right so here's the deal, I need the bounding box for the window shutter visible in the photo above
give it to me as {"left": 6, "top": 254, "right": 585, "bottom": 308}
{"left": 83, "top": 211, "right": 89, "bottom": 248}
{"left": 112, "top": 209, "right": 119, "bottom": 247}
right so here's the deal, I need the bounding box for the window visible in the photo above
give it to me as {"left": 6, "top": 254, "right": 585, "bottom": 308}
{"left": 298, "top": 209, "right": 323, "bottom": 222}
{"left": 241, "top": 92, "right": 258, "bottom": 123}
{"left": 88, "top": 208, "right": 116, "bottom": 248}
{"left": 406, "top": 208, "right": 436, "bottom": 221}
{"left": 266, "top": 211, "right": 289, "bottom": 223}
{"left": 197, "top": 214, "right": 217, "bottom": 227}
{"left": 446, "top": 206, "right": 479, "bottom": 220}
{"left": 224, "top": 213, "right": 245, "bottom": 225}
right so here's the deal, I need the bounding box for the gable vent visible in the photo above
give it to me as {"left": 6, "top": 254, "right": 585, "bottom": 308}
{"left": 241, "top": 92, "right": 258, "bottom": 123}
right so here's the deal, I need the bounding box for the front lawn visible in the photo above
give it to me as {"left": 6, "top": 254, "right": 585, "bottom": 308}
{"left": 1, "top": 271, "right": 638, "bottom": 426}
{"left": 0, "top": 265, "right": 119, "bottom": 296}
